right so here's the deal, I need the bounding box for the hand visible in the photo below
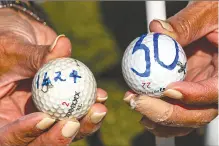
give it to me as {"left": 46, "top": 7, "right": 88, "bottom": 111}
{"left": 124, "top": 1, "right": 218, "bottom": 137}
{"left": 0, "top": 8, "right": 107, "bottom": 145}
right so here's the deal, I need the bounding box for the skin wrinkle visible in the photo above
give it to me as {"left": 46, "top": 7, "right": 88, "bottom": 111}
{"left": 0, "top": 9, "right": 36, "bottom": 44}
{"left": 168, "top": 2, "right": 218, "bottom": 46}
{"left": 185, "top": 67, "right": 204, "bottom": 81}
{"left": 0, "top": 49, "right": 21, "bottom": 77}
{"left": 170, "top": 104, "right": 217, "bottom": 128}
{"left": 11, "top": 91, "right": 32, "bottom": 115}
{"left": 0, "top": 35, "right": 50, "bottom": 88}
{"left": 135, "top": 96, "right": 174, "bottom": 123}
{"left": 0, "top": 46, "right": 26, "bottom": 88}
{"left": 192, "top": 65, "right": 214, "bottom": 82}
{"left": 197, "top": 79, "right": 217, "bottom": 104}
{"left": 9, "top": 96, "right": 23, "bottom": 117}
{"left": 14, "top": 9, "right": 57, "bottom": 45}
{"left": 0, "top": 99, "right": 22, "bottom": 123}
{"left": 26, "top": 45, "right": 49, "bottom": 73}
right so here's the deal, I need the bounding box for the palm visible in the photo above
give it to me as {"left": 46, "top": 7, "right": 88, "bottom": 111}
{"left": 0, "top": 37, "right": 39, "bottom": 128}
{"left": 184, "top": 38, "right": 218, "bottom": 83}
{"left": 0, "top": 79, "right": 37, "bottom": 128}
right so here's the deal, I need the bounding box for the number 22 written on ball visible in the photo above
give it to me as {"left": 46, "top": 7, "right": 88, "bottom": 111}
{"left": 131, "top": 33, "right": 179, "bottom": 77}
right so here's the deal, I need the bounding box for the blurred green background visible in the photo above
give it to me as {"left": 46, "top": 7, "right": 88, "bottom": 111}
{"left": 40, "top": 2, "right": 145, "bottom": 146}
{"left": 38, "top": 1, "right": 204, "bottom": 146}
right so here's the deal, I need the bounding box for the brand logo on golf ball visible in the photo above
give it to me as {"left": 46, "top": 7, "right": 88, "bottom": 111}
{"left": 65, "top": 91, "right": 82, "bottom": 117}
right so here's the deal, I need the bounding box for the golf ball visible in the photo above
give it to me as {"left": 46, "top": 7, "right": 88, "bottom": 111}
{"left": 32, "top": 58, "right": 96, "bottom": 120}
{"left": 122, "top": 33, "right": 187, "bottom": 97}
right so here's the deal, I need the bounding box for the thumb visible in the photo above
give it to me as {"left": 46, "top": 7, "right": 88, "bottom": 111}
{"left": 149, "top": 1, "right": 218, "bottom": 47}
{"left": 28, "top": 35, "right": 72, "bottom": 72}
{"left": 163, "top": 77, "right": 218, "bottom": 104}
{"left": 0, "top": 113, "right": 55, "bottom": 146}
{"left": 0, "top": 35, "right": 72, "bottom": 87}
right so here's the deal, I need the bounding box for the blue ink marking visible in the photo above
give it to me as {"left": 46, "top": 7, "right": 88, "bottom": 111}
{"left": 131, "top": 34, "right": 151, "bottom": 77}
{"left": 42, "top": 72, "right": 52, "bottom": 87}
{"left": 36, "top": 75, "right": 40, "bottom": 89}
{"left": 153, "top": 33, "right": 179, "bottom": 70}
{"left": 54, "top": 71, "right": 66, "bottom": 82}
{"left": 69, "top": 70, "right": 81, "bottom": 83}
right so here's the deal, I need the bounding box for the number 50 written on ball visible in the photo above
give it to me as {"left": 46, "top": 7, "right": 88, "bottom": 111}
{"left": 131, "top": 33, "right": 180, "bottom": 77}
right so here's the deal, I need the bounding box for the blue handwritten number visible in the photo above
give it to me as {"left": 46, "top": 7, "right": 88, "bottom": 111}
{"left": 131, "top": 34, "right": 151, "bottom": 77}
{"left": 42, "top": 72, "right": 52, "bottom": 87}
{"left": 69, "top": 70, "right": 81, "bottom": 83}
{"left": 131, "top": 33, "right": 179, "bottom": 77}
{"left": 54, "top": 71, "right": 66, "bottom": 82}
{"left": 153, "top": 33, "right": 179, "bottom": 70}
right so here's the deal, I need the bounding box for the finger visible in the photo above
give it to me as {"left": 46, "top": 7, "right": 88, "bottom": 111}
{"left": 28, "top": 35, "right": 72, "bottom": 72}
{"left": 123, "top": 90, "right": 137, "bottom": 101}
{"left": 163, "top": 77, "right": 218, "bottom": 104}
{"left": 140, "top": 116, "right": 194, "bottom": 137}
{"left": 23, "top": 35, "right": 71, "bottom": 71}
{"left": 44, "top": 35, "right": 72, "bottom": 64}
{"left": 0, "top": 113, "right": 55, "bottom": 146}
{"left": 206, "top": 29, "right": 218, "bottom": 46}
{"left": 0, "top": 34, "right": 72, "bottom": 81}
{"left": 124, "top": 93, "right": 218, "bottom": 128}
{"left": 149, "top": 1, "right": 218, "bottom": 47}
{"left": 29, "top": 119, "right": 80, "bottom": 146}
{"left": 75, "top": 103, "right": 107, "bottom": 140}
{"left": 96, "top": 88, "right": 108, "bottom": 103}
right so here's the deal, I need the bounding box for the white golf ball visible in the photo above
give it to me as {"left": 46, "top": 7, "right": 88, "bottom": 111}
{"left": 32, "top": 58, "right": 96, "bottom": 120}
{"left": 122, "top": 33, "right": 187, "bottom": 97}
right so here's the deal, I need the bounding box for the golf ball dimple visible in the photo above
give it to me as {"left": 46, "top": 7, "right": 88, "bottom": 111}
{"left": 32, "top": 58, "right": 96, "bottom": 120}
{"left": 122, "top": 33, "right": 187, "bottom": 97}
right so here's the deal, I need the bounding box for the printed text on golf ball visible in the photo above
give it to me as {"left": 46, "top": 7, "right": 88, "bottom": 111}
{"left": 32, "top": 58, "right": 96, "bottom": 120}
{"left": 122, "top": 33, "right": 187, "bottom": 97}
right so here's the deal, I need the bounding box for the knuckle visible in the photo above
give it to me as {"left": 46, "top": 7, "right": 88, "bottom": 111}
{"left": 56, "top": 137, "right": 71, "bottom": 145}
{"left": 27, "top": 45, "right": 48, "bottom": 72}
{"left": 37, "top": 133, "right": 70, "bottom": 146}
{"left": 12, "top": 132, "right": 31, "bottom": 146}
{"left": 0, "top": 128, "right": 29, "bottom": 146}
{"left": 171, "top": 16, "right": 195, "bottom": 44}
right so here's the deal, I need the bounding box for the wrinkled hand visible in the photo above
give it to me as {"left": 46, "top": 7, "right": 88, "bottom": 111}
{"left": 0, "top": 9, "right": 107, "bottom": 146}
{"left": 124, "top": 1, "right": 218, "bottom": 137}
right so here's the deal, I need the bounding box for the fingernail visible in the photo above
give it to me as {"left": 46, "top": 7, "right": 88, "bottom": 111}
{"left": 97, "top": 96, "right": 108, "bottom": 103}
{"left": 49, "top": 34, "right": 65, "bottom": 52}
{"left": 90, "top": 112, "right": 106, "bottom": 124}
{"left": 36, "top": 117, "right": 56, "bottom": 130}
{"left": 61, "top": 121, "right": 80, "bottom": 138}
{"left": 153, "top": 19, "right": 173, "bottom": 32}
{"left": 123, "top": 93, "right": 136, "bottom": 103}
{"left": 163, "top": 89, "right": 183, "bottom": 99}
